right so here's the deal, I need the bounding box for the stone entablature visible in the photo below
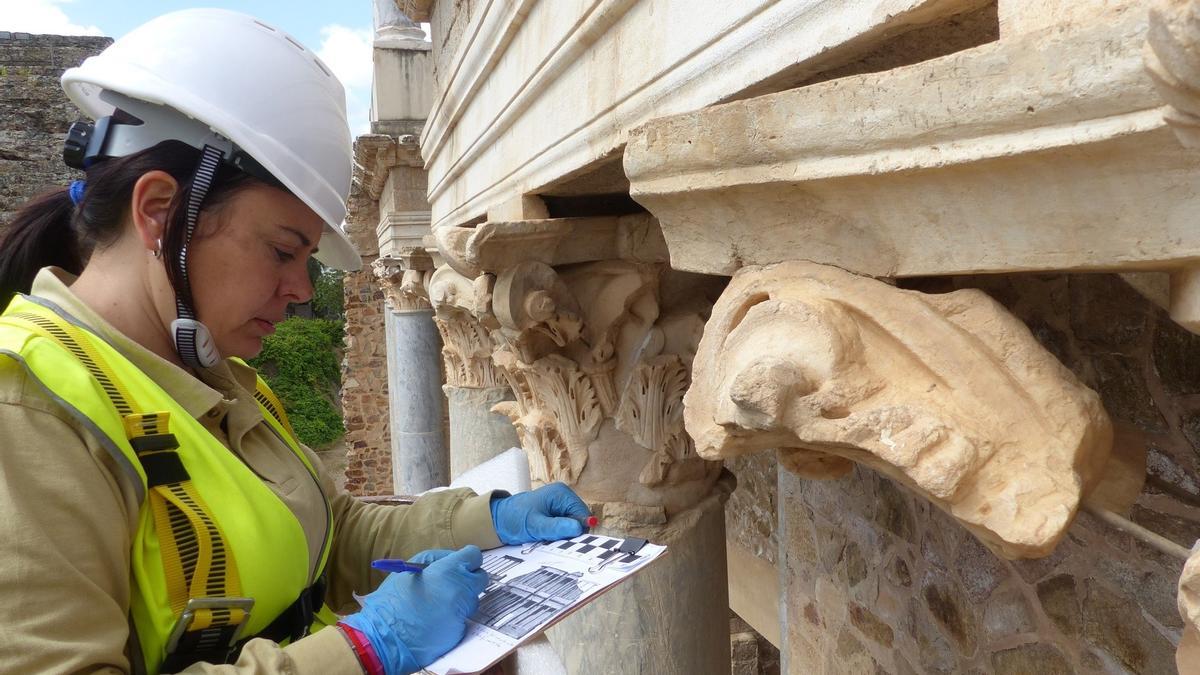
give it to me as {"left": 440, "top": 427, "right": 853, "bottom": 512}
{"left": 624, "top": 1, "right": 1200, "bottom": 295}
{"left": 420, "top": 0, "right": 988, "bottom": 231}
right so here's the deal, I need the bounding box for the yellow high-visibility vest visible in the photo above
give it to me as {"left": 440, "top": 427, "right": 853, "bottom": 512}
{"left": 0, "top": 294, "right": 337, "bottom": 672}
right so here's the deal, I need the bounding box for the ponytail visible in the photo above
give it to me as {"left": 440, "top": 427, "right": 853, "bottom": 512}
{"left": 0, "top": 187, "right": 84, "bottom": 309}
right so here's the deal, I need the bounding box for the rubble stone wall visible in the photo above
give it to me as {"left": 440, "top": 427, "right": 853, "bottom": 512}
{"left": 0, "top": 33, "right": 110, "bottom": 229}
{"left": 341, "top": 261, "right": 393, "bottom": 496}
{"left": 724, "top": 272, "right": 1200, "bottom": 674}
{"left": 341, "top": 175, "right": 393, "bottom": 496}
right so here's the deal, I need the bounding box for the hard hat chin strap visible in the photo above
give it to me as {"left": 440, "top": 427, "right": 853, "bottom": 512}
{"left": 170, "top": 145, "right": 224, "bottom": 370}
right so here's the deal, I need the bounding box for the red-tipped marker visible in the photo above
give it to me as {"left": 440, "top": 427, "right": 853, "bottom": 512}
{"left": 585, "top": 515, "right": 599, "bottom": 528}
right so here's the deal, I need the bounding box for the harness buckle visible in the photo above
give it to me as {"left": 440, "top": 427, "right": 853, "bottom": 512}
{"left": 165, "top": 596, "right": 255, "bottom": 655}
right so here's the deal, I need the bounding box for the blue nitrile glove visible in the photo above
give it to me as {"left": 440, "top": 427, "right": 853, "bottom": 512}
{"left": 489, "top": 482, "right": 592, "bottom": 545}
{"left": 340, "top": 546, "right": 489, "bottom": 675}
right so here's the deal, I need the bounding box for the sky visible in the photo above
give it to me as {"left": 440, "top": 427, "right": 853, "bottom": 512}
{"left": 0, "top": 0, "right": 381, "bottom": 136}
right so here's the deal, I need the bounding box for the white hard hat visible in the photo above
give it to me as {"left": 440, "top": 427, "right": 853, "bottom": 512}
{"left": 61, "top": 8, "right": 361, "bottom": 271}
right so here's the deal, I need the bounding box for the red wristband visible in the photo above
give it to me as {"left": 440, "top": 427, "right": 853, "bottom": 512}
{"left": 336, "top": 622, "right": 386, "bottom": 675}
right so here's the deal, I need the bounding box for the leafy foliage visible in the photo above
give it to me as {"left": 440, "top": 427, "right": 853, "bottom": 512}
{"left": 249, "top": 317, "right": 345, "bottom": 449}
{"left": 308, "top": 258, "right": 345, "bottom": 321}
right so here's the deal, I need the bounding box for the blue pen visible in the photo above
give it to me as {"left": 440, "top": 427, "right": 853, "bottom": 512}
{"left": 371, "top": 558, "right": 429, "bottom": 574}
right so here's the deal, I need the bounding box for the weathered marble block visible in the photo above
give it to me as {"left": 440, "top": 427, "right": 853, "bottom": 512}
{"left": 684, "top": 261, "right": 1113, "bottom": 559}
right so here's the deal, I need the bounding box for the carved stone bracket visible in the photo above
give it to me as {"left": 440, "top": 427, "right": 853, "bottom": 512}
{"left": 684, "top": 261, "right": 1113, "bottom": 559}
{"left": 435, "top": 214, "right": 668, "bottom": 279}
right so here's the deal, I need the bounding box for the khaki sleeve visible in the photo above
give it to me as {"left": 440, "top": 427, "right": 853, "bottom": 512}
{"left": 312, "top": 446, "right": 502, "bottom": 612}
{"left": 179, "top": 628, "right": 360, "bottom": 674}
{"left": 0, "top": 394, "right": 135, "bottom": 673}
{"left": 0, "top": 384, "right": 360, "bottom": 674}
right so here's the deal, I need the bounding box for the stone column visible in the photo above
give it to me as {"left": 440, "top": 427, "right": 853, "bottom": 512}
{"left": 427, "top": 266, "right": 521, "bottom": 477}
{"left": 433, "top": 214, "right": 734, "bottom": 675}
{"left": 375, "top": 255, "right": 448, "bottom": 494}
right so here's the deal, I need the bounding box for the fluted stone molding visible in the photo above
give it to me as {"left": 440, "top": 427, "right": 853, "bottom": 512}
{"left": 684, "top": 261, "right": 1114, "bottom": 559}
{"left": 1181, "top": 542, "right": 1200, "bottom": 671}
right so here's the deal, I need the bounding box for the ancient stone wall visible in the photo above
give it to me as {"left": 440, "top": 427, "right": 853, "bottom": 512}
{"left": 428, "top": 0, "right": 478, "bottom": 104}
{"left": 341, "top": 181, "right": 394, "bottom": 496}
{"left": 0, "top": 33, "right": 110, "bottom": 229}
{"left": 721, "top": 272, "right": 1200, "bottom": 673}
{"left": 341, "top": 263, "right": 394, "bottom": 495}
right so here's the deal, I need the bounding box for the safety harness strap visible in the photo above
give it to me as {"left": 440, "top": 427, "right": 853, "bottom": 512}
{"left": 0, "top": 312, "right": 251, "bottom": 667}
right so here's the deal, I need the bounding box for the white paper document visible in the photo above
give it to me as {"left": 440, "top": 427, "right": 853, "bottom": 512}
{"left": 422, "top": 533, "right": 667, "bottom": 675}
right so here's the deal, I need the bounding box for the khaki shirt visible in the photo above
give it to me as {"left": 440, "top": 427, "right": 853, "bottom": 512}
{"left": 0, "top": 268, "right": 502, "bottom": 674}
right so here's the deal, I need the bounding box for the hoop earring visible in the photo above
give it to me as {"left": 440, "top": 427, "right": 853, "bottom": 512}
{"left": 154, "top": 238, "right": 163, "bottom": 259}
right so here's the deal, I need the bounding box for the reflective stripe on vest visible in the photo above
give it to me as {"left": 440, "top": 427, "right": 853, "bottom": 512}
{"left": 0, "top": 295, "right": 334, "bottom": 672}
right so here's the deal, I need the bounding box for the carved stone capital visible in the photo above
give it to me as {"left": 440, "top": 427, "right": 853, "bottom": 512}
{"left": 486, "top": 260, "right": 723, "bottom": 515}
{"left": 492, "top": 261, "right": 583, "bottom": 363}
{"left": 684, "top": 261, "right": 1113, "bottom": 559}
{"left": 373, "top": 256, "right": 431, "bottom": 311}
{"left": 429, "top": 266, "right": 503, "bottom": 388}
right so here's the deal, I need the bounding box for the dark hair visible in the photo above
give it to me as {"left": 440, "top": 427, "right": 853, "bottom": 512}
{"left": 0, "top": 139, "right": 262, "bottom": 310}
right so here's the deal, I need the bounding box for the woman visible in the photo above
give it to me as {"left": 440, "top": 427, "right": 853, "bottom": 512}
{"left": 0, "top": 9, "right": 590, "bottom": 674}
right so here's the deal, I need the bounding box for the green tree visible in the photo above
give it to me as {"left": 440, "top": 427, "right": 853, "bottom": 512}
{"left": 249, "top": 317, "right": 345, "bottom": 448}
{"left": 308, "top": 258, "right": 345, "bottom": 321}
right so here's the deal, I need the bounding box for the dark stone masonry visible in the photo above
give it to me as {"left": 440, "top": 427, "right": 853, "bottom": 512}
{"left": 0, "top": 32, "right": 111, "bottom": 229}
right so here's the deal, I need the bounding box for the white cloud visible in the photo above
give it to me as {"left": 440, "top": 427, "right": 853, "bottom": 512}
{"left": 316, "top": 24, "right": 373, "bottom": 137}
{"left": 0, "top": 0, "right": 103, "bottom": 36}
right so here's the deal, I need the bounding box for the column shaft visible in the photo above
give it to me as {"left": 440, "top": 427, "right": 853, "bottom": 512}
{"left": 386, "top": 307, "right": 448, "bottom": 493}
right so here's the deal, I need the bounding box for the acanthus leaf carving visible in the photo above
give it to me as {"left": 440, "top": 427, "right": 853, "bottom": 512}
{"left": 493, "top": 349, "right": 601, "bottom": 484}
{"left": 429, "top": 266, "right": 503, "bottom": 388}
{"left": 684, "top": 260, "right": 1113, "bottom": 559}
{"left": 615, "top": 355, "right": 693, "bottom": 486}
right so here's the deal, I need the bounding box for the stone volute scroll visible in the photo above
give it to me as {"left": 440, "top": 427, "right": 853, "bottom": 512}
{"left": 684, "top": 261, "right": 1114, "bottom": 559}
